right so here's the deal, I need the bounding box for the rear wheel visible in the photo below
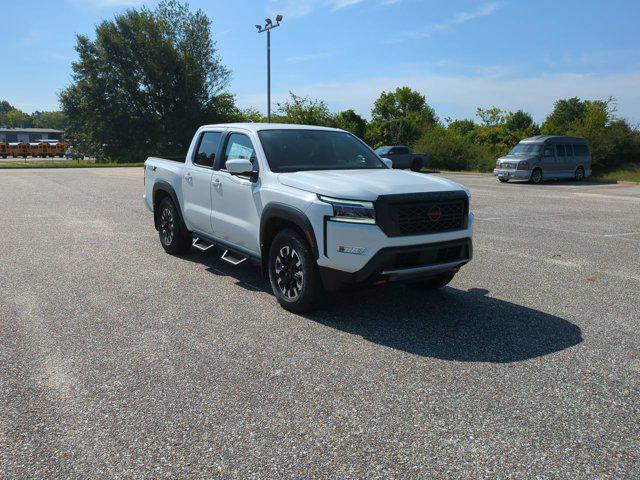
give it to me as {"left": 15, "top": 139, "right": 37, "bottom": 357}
{"left": 268, "top": 228, "right": 325, "bottom": 313}
{"left": 410, "top": 158, "right": 423, "bottom": 172}
{"left": 575, "top": 166, "right": 585, "bottom": 181}
{"left": 156, "top": 197, "right": 191, "bottom": 254}
{"left": 407, "top": 272, "right": 456, "bottom": 290}
{"left": 529, "top": 168, "right": 543, "bottom": 184}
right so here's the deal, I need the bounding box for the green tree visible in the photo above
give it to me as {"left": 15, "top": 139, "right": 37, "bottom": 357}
{"left": 3, "top": 109, "right": 32, "bottom": 128}
{"left": 331, "top": 109, "right": 367, "bottom": 138}
{"left": 367, "top": 87, "right": 437, "bottom": 147}
{"left": 541, "top": 97, "right": 588, "bottom": 135}
{"left": 275, "top": 92, "right": 332, "bottom": 125}
{"left": 31, "top": 111, "right": 68, "bottom": 130}
{"left": 447, "top": 119, "right": 476, "bottom": 137}
{"left": 371, "top": 86, "right": 437, "bottom": 124}
{"left": 504, "top": 110, "right": 534, "bottom": 132}
{"left": 60, "top": 0, "right": 234, "bottom": 162}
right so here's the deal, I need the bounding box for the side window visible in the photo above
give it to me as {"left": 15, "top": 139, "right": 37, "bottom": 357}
{"left": 223, "top": 133, "right": 257, "bottom": 170}
{"left": 194, "top": 131, "right": 221, "bottom": 167}
{"left": 388, "top": 147, "right": 398, "bottom": 155}
{"left": 398, "top": 147, "right": 410, "bottom": 155}
{"left": 556, "top": 144, "right": 566, "bottom": 157}
{"left": 543, "top": 146, "right": 554, "bottom": 157}
{"left": 565, "top": 144, "right": 574, "bottom": 157}
{"left": 574, "top": 144, "right": 588, "bottom": 156}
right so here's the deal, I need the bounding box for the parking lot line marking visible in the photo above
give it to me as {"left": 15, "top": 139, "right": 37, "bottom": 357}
{"left": 603, "top": 232, "right": 640, "bottom": 237}
{"left": 477, "top": 218, "right": 640, "bottom": 242}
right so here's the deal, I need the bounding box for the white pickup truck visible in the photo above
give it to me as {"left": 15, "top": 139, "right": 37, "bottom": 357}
{"left": 144, "top": 123, "right": 474, "bottom": 312}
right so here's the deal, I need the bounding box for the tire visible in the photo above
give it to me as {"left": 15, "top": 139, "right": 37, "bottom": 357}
{"left": 156, "top": 197, "right": 191, "bottom": 254}
{"left": 499, "top": 178, "right": 509, "bottom": 183}
{"left": 575, "top": 166, "right": 585, "bottom": 181}
{"left": 407, "top": 272, "right": 456, "bottom": 290}
{"left": 410, "top": 158, "right": 423, "bottom": 172}
{"left": 529, "top": 168, "right": 543, "bottom": 184}
{"left": 268, "top": 228, "right": 326, "bottom": 313}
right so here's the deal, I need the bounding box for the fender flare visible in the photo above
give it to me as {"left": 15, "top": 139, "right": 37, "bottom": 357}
{"left": 152, "top": 181, "right": 184, "bottom": 230}
{"left": 260, "top": 203, "right": 319, "bottom": 260}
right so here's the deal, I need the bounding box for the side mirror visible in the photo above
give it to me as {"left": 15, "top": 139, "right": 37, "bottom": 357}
{"left": 382, "top": 158, "right": 393, "bottom": 169}
{"left": 226, "top": 158, "right": 254, "bottom": 174}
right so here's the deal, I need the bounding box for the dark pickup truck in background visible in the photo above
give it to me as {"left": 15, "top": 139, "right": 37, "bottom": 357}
{"left": 374, "top": 146, "right": 428, "bottom": 172}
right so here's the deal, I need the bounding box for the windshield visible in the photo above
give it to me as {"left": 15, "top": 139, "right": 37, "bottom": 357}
{"left": 508, "top": 143, "right": 542, "bottom": 156}
{"left": 258, "top": 129, "right": 386, "bottom": 172}
{"left": 374, "top": 146, "right": 391, "bottom": 154}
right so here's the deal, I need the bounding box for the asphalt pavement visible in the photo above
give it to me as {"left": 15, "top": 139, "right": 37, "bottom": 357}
{"left": 1, "top": 168, "right": 638, "bottom": 478}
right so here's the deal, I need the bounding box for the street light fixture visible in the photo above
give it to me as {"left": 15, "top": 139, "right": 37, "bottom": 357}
{"left": 256, "top": 15, "right": 283, "bottom": 122}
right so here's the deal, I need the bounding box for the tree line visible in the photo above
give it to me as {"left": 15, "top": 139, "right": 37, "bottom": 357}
{"left": 2, "top": 0, "right": 638, "bottom": 173}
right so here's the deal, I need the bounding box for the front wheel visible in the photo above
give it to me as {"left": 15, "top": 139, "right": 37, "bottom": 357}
{"left": 156, "top": 197, "right": 191, "bottom": 254}
{"left": 407, "top": 271, "right": 456, "bottom": 290}
{"left": 529, "top": 168, "right": 543, "bottom": 184}
{"left": 499, "top": 177, "right": 509, "bottom": 183}
{"left": 410, "top": 158, "right": 423, "bottom": 172}
{"left": 268, "top": 228, "right": 325, "bottom": 313}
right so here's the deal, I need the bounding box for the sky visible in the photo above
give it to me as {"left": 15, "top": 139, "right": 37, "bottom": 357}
{"left": 2, "top": 0, "right": 640, "bottom": 123}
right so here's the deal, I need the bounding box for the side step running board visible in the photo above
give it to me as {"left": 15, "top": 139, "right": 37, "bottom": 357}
{"left": 192, "top": 237, "right": 215, "bottom": 252}
{"left": 221, "top": 249, "right": 247, "bottom": 266}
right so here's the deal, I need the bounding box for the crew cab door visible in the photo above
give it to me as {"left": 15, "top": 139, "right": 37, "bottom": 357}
{"left": 388, "top": 146, "right": 410, "bottom": 168}
{"left": 210, "top": 131, "right": 262, "bottom": 255}
{"left": 181, "top": 130, "right": 223, "bottom": 234}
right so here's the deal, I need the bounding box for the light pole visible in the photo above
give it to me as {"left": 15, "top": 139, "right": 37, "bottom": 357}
{"left": 256, "top": 15, "right": 283, "bottom": 122}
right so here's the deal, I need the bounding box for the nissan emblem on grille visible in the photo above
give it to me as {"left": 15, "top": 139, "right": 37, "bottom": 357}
{"left": 428, "top": 205, "right": 443, "bottom": 221}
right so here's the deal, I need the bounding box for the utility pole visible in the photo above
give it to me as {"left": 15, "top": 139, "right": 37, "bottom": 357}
{"left": 256, "top": 15, "right": 283, "bottom": 122}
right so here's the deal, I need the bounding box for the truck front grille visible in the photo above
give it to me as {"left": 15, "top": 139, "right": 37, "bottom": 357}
{"left": 375, "top": 191, "right": 469, "bottom": 237}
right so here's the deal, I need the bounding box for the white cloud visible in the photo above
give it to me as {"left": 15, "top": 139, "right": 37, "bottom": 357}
{"left": 390, "top": 2, "right": 501, "bottom": 42}
{"left": 269, "top": 0, "right": 364, "bottom": 18}
{"left": 237, "top": 72, "right": 640, "bottom": 124}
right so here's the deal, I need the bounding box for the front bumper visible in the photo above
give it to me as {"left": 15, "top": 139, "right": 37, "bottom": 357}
{"left": 493, "top": 168, "right": 530, "bottom": 180}
{"left": 319, "top": 237, "right": 472, "bottom": 291}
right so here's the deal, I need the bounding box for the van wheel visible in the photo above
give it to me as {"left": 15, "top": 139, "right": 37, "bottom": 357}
{"left": 268, "top": 228, "right": 325, "bottom": 313}
{"left": 529, "top": 168, "right": 543, "bottom": 184}
{"left": 410, "top": 158, "right": 423, "bottom": 172}
{"left": 575, "top": 166, "right": 585, "bottom": 181}
{"left": 407, "top": 272, "right": 456, "bottom": 290}
{"left": 156, "top": 197, "right": 191, "bottom": 254}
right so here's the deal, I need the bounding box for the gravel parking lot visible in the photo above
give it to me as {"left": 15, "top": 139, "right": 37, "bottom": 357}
{"left": 1, "top": 168, "right": 638, "bottom": 478}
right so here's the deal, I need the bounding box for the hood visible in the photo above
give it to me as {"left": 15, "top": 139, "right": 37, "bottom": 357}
{"left": 277, "top": 169, "right": 465, "bottom": 201}
{"left": 498, "top": 154, "right": 538, "bottom": 163}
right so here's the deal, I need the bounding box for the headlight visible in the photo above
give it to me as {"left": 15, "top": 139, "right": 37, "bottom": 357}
{"left": 318, "top": 195, "right": 376, "bottom": 224}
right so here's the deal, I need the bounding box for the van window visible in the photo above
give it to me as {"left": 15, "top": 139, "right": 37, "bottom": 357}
{"left": 565, "top": 144, "right": 574, "bottom": 157}
{"left": 556, "top": 144, "right": 566, "bottom": 157}
{"left": 194, "top": 131, "right": 222, "bottom": 167}
{"left": 574, "top": 144, "right": 589, "bottom": 156}
{"left": 543, "top": 146, "right": 554, "bottom": 157}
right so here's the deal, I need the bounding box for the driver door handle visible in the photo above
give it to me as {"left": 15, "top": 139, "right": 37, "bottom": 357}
{"left": 212, "top": 177, "right": 221, "bottom": 188}
{"left": 184, "top": 172, "right": 192, "bottom": 181}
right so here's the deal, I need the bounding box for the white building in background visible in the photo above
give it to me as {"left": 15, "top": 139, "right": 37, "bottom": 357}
{"left": 0, "top": 128, "right": 64, "bottom": 143}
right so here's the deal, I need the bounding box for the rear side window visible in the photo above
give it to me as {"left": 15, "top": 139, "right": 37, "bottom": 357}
{"left": 574, "top": 144, "right": 589, "bottom": 156}
{"left": 223, "top": 133, "right": 257, "bottom": 170}
{"left": 194, "top": 131, "right": 222, "bottom": 167}
{"left": 556, "top": 144, "right": 566, "bottom": 157}
{"left": 565, "top": 144, "right": 574, "bottom": 156}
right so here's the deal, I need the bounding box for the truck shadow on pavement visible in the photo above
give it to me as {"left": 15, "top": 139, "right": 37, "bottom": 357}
{"left": 182, "top": 252, "right": 583, "bottom": 363}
